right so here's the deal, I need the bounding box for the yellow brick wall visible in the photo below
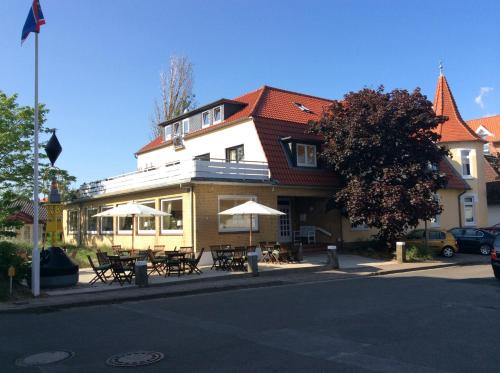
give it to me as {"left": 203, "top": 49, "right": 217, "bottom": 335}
{"left": 63, "top": 186, "right": 193, "bottom": 250}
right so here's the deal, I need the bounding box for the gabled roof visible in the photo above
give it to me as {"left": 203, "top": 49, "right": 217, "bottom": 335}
{"left": 467, "top": 114, "right": 500, "bottom": 142}
{"left": 433, "top": 74, "right": 483, "bottom": 143}
{"left": 8, "top": 200, "right": 47, "bottom": 224}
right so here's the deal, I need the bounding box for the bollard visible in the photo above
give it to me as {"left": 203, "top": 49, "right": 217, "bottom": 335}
{"left": 327, "top": 245, "right": 340, "bottom": 269}
{"left": 396, "top": 242, "right": 406, "bottom": 263}
{"left": 296, "top": 243, "right": 304, "bottom": 262}
{"left": 247, "top": 252, "right": 259, "bottom": 277}
{"left": 135, "top": 261, "right": 148, "bottom": 286}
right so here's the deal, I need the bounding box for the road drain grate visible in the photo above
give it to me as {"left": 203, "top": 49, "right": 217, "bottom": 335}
{"left": 15, "top": 350, "right": 75, "bottom": 367}
{"left": 106, "top": 351, "right": 164, "bottom": 367}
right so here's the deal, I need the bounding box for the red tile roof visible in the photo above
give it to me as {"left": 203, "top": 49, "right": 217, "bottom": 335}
{"left": 136, "top": 85, "right": 468, "bottom": 189}
{"left": 438, "top": 158, "right": 470, "bottom": 190}
{"left": 254, "top": 118, "right": 339, "bottom": 186}
{"left": 484, "top": 157, "right": 499, "bottom": 183}
{"left": 433, "top": 74, "right": 483, "bottom": 143}
{"left": 467, "top": 114, "right": 500, "bottom": 142}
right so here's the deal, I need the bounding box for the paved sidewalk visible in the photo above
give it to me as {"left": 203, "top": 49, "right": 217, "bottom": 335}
{"left": 0, "top": 253, "right": 488, "bottom": 313}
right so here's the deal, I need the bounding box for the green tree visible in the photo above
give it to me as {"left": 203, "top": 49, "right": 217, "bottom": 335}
{"left": 310, "top": 86, "right": 449, "bottom": 246}
{"left": 0, "top": 90, "right": 76, "bottom": 237}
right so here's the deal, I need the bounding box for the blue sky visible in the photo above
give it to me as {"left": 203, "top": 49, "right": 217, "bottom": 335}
{"left": 1, "top": 0, "right": 499, "bottom": 186}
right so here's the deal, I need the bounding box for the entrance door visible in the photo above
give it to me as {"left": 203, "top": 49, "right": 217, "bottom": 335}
{"left": 278, "top": 203, "right": 292, "bottom": 243}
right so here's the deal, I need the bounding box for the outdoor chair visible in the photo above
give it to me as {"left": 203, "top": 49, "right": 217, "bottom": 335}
{"left": 137, "top": 250, "right": 149, "bottom": 261}
{"left": 179, "top": 246, "right": 194, "bottom": 259}
{"left": 111, "top": 245, "right": 122, "bottom": 254}
{"left": 231, "top": 247, "right": 247, "bottom": 271}
{"left": 96, "top": 251, "right": 111, "bottom": 266}
{"left": 87, "top": 255, "right": 111, "bottom": 285}
{"left": 147, "top": 249, "right": 164, "bottom": 276}
{"left": 108, "top": 255, "right": 134, "bottom": 286}
{"left": 185, "top": 248, "right": 205, "bottom": 274}
{"left": 210, "top": 245, "right": 223, "bottom": 270}
{"left": 154, "top": 245, "right": 165, "bottom": 251}
{"left": 164, "top": 253, "right": 183, "bottom": 277}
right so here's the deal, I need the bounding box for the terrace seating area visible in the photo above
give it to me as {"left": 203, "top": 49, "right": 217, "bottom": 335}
{"left": 86, "top": 245, "right": 204, "bottom": 286}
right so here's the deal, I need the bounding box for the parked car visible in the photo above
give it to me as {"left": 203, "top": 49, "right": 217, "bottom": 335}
{"left": 405, "top": 229, "right": 458, "bottom": 257}
{"left": 448, "top": 228, "right": 495, "bottom": 255}
{"left": 491, "top": 235, "right": 500, "bottom": 279}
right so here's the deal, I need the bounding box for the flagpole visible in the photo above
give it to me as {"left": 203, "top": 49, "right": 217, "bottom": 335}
{"left": 32, "top": 32, "right": 40, "bottom": 297}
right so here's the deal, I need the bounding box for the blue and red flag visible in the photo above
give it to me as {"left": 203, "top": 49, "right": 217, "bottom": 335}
{"left": 21, "top": 0, "right": 45, "bottom": 44}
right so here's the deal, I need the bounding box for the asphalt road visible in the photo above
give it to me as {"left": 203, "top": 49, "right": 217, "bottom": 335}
{"left": 1, "top": 264, "right": 499, "bottom": 373}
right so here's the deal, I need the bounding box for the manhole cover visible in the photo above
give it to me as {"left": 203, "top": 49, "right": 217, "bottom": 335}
{"left": 15, "top": 350, "right": 74, "bottom": 367}
{"left": 106, "top": 351, "right": 164, "bottom": 367}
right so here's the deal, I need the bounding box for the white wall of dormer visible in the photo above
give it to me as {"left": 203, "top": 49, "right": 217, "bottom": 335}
{"left": 136, "top": 118, "right": 268, "bottom": 169}
{"left": 475, "top": 125, "right": 494, "bottom": 138}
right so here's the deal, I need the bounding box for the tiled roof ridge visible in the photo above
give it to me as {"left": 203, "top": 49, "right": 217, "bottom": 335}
{"left": 467, "top": 113, "right": 500, "bottom": 122}
{"left": 248, "top": 85, "right": 268, "bottom": 117}
{"left": 259, "top": 85, "right": 335, "bottom": 102}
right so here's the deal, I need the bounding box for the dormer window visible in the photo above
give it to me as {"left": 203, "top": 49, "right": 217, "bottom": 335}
{"left": 296, "top": 143, "right": 317, "bottom": 167}
{"left": 164, "top": 125, "right": 172, "bottom": 141}
{"left": 293, "top": 102, "right": 312, "bottom": 113}
{"left": 202, "top": 111, "right": 211, "bottom": 128}
{"left": 182, "top": 119, "right": 189, "bottom": 134}
{"left": 213, "top": 106, "right": 222, "bottom": 124}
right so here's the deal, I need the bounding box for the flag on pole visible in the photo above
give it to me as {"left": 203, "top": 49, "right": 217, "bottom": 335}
{"left": 21, "top": 0, "right": 45, "bottom": 44}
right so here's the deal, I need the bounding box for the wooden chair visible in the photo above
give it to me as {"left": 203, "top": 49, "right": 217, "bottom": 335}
{"left": 231, "top": 247, "right": 247, "bottom": 271}
{"left": 179, "top": 246, "right": 194, "bottom": 259}
{"left": 209, "top": 245, "right": 222, "bottom": 270}
{"left": 147, "top": 249, "right": 164, "bottom": 276}
{"left": 87, "top": 255, "right": 110, "bottom": 285}
{"left": 137, "top": 250, "right": 149, "bottom": 261}
{"left": 164, "top": 254, "right": 183, "bottom": 277}
{"left": 153, "top": 245, "right": 165, "bottom": 251}
{"left": 185, "top": 248, "right": 205, "bottom": 274}
{"left": 111, "top": 245, "right": 122, "bottom": 254}
{"left": 108, "top": 255, "right": 134, "bottom": 286}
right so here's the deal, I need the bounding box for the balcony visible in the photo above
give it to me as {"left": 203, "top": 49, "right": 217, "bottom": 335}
{"left": 79, "top": 158, "right": 271, "bottom": 199}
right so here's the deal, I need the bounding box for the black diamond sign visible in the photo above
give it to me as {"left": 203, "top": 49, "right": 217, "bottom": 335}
{"left": 45, "top": 131, "right": 62, "bottom": 166}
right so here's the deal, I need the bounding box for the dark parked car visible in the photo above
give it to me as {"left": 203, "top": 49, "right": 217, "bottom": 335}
{"left": 448, "top": 228, "right": 495, "bottom": 255}
{"left": 491, "top": 235, "right": 500, "bottom": 279}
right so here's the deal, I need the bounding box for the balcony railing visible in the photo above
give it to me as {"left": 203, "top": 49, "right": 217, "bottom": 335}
{"left": 79, "top": 158, "right": 270, "bottom": 198}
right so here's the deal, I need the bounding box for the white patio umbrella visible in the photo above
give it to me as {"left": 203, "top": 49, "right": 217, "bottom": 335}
{"left": 218, "top": 200, "right": 285, "bottom": 246}
{"left": 93, "top": 202, "right": 170, "bottom": 250}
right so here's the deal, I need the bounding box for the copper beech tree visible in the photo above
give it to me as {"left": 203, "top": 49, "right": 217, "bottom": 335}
{"left": 310, "top": 87, "right": 449, "bottom": 245}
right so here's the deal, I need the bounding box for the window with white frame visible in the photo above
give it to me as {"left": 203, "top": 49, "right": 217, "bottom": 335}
{"left": 118, "top": 204, "right": 133, "bottom": 234}
{"left": 460, "top": 149, "right": 472, "bottom": 177}
{"left": 86, "top": 207, "right": 98, "bottom": 233}
{"left": 226, "top": 145, "right": 244, "bottom": 163}
{"left": 463, "top": 196, "right": 476, "bottom": 226}
{"left": 68, "top": 210, "right": 79, "bottom": 234}
{"left": 161, "top": 198, "right": 183, "bottom": 234}
{"left": 100, "top": 206, "right": 114, "bottom": 234}
{"left": 218, "top": 195, "right": 258, "bottom": 232}
{"left": 213, "top": 106, "right": 222, "bottom": 124}
{"left": 296, "top": 143, "right": 317, "bottom": 167}
{"left": 431, "top": 194, "right": 441, "bottom": 227}
{"left": 202, "top": 111, "right": 211, "bottom": 128}
{"left": 138, "top": 201, "right": 156, "bottom": 234}
{"left": 164, "top": 125, "right": 172, "bottom": 141}
{"left": 182, "top": 118, "right": 189, "bottom": 134}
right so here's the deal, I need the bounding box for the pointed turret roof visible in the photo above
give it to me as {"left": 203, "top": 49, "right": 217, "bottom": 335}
{"left": 433, "top": 73, "right": 482, "bottom": 142}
